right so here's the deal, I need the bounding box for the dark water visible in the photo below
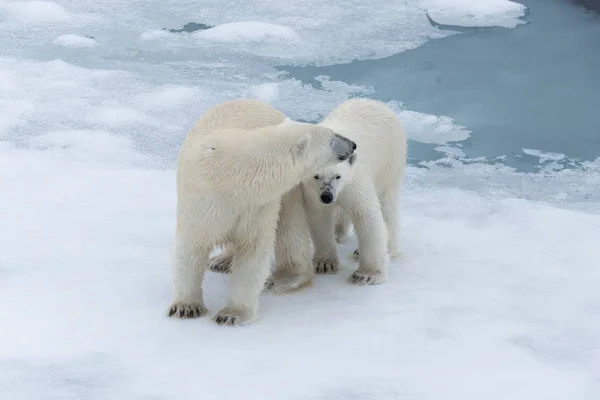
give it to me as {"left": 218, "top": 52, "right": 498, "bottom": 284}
{"left": 278, "top": 0, "right": 600, "bottom": 172}
{"left": 571, "top": 0, "right": 600, "bottom": 13}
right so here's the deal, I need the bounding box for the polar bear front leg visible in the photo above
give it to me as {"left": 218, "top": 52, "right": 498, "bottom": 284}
{"left": 345, "top": 185, "right": 388, "bottom": 285}
{"left": 305, "top": 198, "right": 339, "bottom": 274}
{"left": 167, "top": 234, "right": 209, "bottom": 319}
{"left": 380, "top": 187, "right": 402, "bottom": 259}
{"left": 265, "top": 187, "right": 315, "bottom": 294}
{"left": 214, "top": 204, "right": 279, "bottom": 326}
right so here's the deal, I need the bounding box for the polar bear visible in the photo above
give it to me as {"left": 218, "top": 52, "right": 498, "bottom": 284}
{"left": 169, "top": 99, "right": 356, "bottom": 325}
{"left": 206, "top": 105, "right": 319, "bottom": 294}
{"left": 301, "top": 98, "right": 407, "bottom": 285}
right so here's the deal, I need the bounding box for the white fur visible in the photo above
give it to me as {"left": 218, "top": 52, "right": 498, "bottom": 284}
{"left": 169, "top": 99, "right": 356, "bottom": 325}
{"left": 210, "top": 183, "right": 317, "bottom": 295}
{"left": 302, "top": 98, "right": 407, "bottom": 285}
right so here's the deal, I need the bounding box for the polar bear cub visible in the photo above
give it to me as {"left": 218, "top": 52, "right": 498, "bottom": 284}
{"left": 302, "top": 98, "right": 407, "bottom": 285}
{"left": 169, "top": 99, "right": 356, "bottom": 326}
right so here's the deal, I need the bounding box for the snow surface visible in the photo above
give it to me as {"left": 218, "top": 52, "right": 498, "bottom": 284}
{"left": 53, "top": 34, "right": 98, "bottom": 48}
{"left": 0, "top": 0, "right": 71, "bottom": 22}
{"left": 195, "top": 21, "right": 301, "bottom": 43}
{"left": 1, "top": 0, "right": 599, "bottom": 399}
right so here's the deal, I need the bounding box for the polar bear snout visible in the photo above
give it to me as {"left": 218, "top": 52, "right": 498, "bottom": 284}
{"left": 333, "top": 133, "right": 357, "bottom": 161}
{"left": 349, "top": 139, "right": 357, "bottom": 150}
{"left": 320, "top": 192, "right": 334, "bottom": 204}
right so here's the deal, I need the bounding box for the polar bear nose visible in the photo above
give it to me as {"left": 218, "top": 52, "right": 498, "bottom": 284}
{"left": 320, "top": 192, "right": 334, "bottom": 204}
{"left": 351, "top": 141, "right": 357, "bottom": 151}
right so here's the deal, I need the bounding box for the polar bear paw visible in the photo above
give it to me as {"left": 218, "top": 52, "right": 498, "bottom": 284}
{"left": 167, "top": 302, "right": 208, "bottom": 319}
{"left": 353, "top": 249, "right": 402, "bottom": 261}
{"left": 314, "top": 258, "right": 339, "bottom": 274}
{"left": 335, "top": 229, "right": 349, "bottom": 244}
{"left": 349, "top": 269, "right": 384, "bottom": 285}
{"left": 264, "top": 271, "right": 313, "bottom": 293}
{"left": 208, "top": 253, "right": 232, "bottom": 274}
{"left": 335, "top": 222, "right": 351, "bottom": 243}
{"left": 214, "top": 307, "right": 256, "bottom": 326}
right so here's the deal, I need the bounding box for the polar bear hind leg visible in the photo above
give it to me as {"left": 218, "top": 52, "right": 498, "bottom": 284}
{"left": 334, "top": 208, "right": 352, "bottom": 243}
{"left": 214, "top": 202, "right": 279, "bottom": 326}
{"left": 264, "top": 187, "right": 315, "bottom": 294}
{"left": 343, "top": 183, "right": 388, "bottom": 285}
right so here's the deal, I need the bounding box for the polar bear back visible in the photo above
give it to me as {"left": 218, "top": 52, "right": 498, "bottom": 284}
{"left": 186, "top": 98, "right": 286, "bottom": 140}
{"left": 176, "top": 99, "right": 289, "bottom": 204}
{"left": 319, "top": 98, "right": 407, "bottom": 187}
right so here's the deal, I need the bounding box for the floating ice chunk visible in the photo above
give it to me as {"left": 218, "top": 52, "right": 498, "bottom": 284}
{"left": 522, "top": 148, "right": 567, "bottom": 163}
{"left": 385, "top": 101, "right": 471, "bottom": 145}
{"left": 53, "top": 34, "right": 98, "bottom": 48}
{"left": 423, "top": 0, "right": 527, "bottom": 28}
{"left": 195, "top": 21, "right": 300, "bottom": 43}
{"left": 435, "top": 145, "right": 467, "bottom": 158}
{"left": 0, "top": 1, "right": 70, "bottom": 22}
{"left": 402, "top": 112, "right": 471, "bottom": 144}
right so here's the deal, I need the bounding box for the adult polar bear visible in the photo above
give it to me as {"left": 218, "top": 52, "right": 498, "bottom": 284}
{"left": 169, "top": 99, "right": 356, "bottom": 326}
{"left": 302, "top": 98, "right": 407, "bottom": 284}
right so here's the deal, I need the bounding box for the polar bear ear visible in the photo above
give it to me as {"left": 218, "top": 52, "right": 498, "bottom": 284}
{"left": 348, "top": 152, "right": 357, "bottom": 166}
{"left": 293, "top": 134, "right": 311, "bottom": 157}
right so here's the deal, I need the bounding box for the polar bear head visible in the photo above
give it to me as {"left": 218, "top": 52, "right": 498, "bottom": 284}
{"left": 303, "top": 152, "right": 357, "bottom": 205}
{"left": 274, "top": 117, "right": 357, "bottom": 174}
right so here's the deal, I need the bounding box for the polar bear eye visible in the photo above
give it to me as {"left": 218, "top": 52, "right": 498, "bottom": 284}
{"left": 335, "top": 175, "right": 341, "bottom": 179}
{"left": 314, "top": 175, "right": 319, "bottom": 179}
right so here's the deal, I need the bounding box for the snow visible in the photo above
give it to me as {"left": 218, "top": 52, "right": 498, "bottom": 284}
{"left": 196, "top": 21, "right": 301, "bottom": 43}
{"left": 0, "top": 0, "right": 71, "bottom": 22}
{"left": 53, "top": 34, "right": 98, "bottom": 48}
{"left": 248, "top": 82, "right": 280, "bottom": 102}
{"left": 423, "top": 0, "right": 528, "bottom": 28}
{"left": 1, "top": 0, "right": 599, "bottom": 399}
{"left": 139, "top": 29, "right": 172, "bottom": 41}
{"left": 1, "top": 141, "right": 599, "bottom": 399}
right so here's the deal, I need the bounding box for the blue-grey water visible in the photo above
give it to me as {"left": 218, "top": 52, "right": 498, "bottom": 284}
{"left": 279, "top": 0, "right": 600, "bottom": 172}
